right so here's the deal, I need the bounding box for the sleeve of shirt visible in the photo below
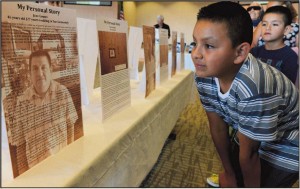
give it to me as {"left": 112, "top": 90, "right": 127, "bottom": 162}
{"left": 237, "top": 93, "right": 284, "bottom": 141}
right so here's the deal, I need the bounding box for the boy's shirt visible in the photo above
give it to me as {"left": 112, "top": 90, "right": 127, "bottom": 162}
{"left": 250, "top": 45, "right": 298, "bottom": 84}
{"left": 195, "top": 54, "right": 299, "bottom": 172}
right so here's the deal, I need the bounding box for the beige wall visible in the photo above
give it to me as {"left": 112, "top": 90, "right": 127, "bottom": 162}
{"left": 63, "top": 2, "right": 118, "bottom": 20}
{"left": 124, "top": 2, "right": 137, "bottom": 27}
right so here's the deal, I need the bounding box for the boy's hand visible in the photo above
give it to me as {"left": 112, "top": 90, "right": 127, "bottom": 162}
{"left": 219, "top": 171, "right": 237, "bottom": 187}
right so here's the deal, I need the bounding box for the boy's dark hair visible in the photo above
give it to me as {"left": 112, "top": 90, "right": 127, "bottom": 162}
{"left": 29, "top": 50, "right": 51, "bottom": 70}
{"left": 197, "top": 1, "right": 253, "bottom": 48}
{"left": 264, "top": 6, "right": 292, "bottom": 26}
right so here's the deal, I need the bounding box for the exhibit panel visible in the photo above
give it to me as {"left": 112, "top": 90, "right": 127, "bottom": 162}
{"left": 157, "top": 28, "right": 169, "bottom": 85}
{"left": 171, "top": 31, "right": 177, "bottom": 77}
{"left": 179, "top": 32, "right": 185, "bottom": 72}
{"left": 142, "top": 25, "right": 156, "bottom": 97}
{"left": 76, "top": 18, "right": 99, "bottom": 104}
{"left": 96, "top": 17, "right": 131, "bottom": 121}
{"left": 1, "top": 2, "right": 83, "bottom": 178}
{"left": 128, "top": 26, "right": 143, "bottom": 81}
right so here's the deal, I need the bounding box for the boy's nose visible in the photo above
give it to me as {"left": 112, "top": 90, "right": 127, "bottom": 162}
{"left": 193, "top": 52, "right": 203, "bottom": 60}
{"left": 192, "top": 46, "right": 203, "bottom": 60}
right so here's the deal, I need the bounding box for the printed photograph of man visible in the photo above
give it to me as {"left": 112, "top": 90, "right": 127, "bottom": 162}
{"left": 9, "top": 50, "right": 78, "bottom": 176}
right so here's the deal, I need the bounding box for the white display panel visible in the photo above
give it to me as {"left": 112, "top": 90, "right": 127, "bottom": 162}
{"left": 128, "top": 26, "right": 143, "bottom": 81}
{"left": 155, "top": 28, "right": 169, "bottom": 86}
{"left": 96, "top": 17, "right": 131, "bottom": 121}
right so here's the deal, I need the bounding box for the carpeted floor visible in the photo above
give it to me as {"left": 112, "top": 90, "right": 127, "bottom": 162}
{"left": 140, "top": 90, "right": 299, "bottom": 188}
{"left": 140, "top": 94, "right": 223, "bottom": 187}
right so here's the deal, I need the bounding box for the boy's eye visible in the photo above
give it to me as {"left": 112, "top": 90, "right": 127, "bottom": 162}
{"left": 272, "top": 23, "right": 279, "bottom": 26}
{"left": 262, "top": 23, "right": 266, "bottom": 27}
{"left": 205, "top": 44, "right": 214, "bottom": 49}
{"left": 191, "top": 42, "right": 196, "bottom": 47}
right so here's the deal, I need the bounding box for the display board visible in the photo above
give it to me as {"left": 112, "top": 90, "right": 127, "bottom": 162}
{"left": 94, "top": 57, "right": 101, "bottom": 89}
{"left": 76, "top": 18, "right": 100, "bottom": 100}
{"left": 128, "top": 26, "right": 143, "bottom": 81}
{"left": 142, "top": 26, "right": 156, "bottom": 97}
{"left": 171, "top": 31, "right": 177, "bottom": 77}
{"left": 1, "top": 2, "right": 83, "bottom": 178}
{"left": 79, "top": 55, "right": 89, "bottom": 105}
{"left": 159, "top": 28, "right": 169, "bottom": 84}
{"left": 96, "top": 17, "right": 131, "bottom": 121}
{"left": 180, "top": 32, "right": 185, "bottom": 71}
{"left": 155, "top": 29, "right": 160, "bottom": 86}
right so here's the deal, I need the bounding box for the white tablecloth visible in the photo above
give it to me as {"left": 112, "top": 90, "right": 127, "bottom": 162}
{"left": 2, "top": 70, "right": 194, "bottom": 187}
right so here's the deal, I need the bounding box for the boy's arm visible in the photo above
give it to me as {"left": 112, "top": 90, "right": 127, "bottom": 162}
{"left": 238, "top": 131, "right": 261, "bottom": 187}
{"left": 206, "top": 111, "right": 237, "bottom": 187}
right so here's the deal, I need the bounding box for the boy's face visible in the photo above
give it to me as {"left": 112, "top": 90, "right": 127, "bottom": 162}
{"left": 191, "top": 20, "right": 237, "bottom": 78}
{"left": 261, "top": 13, "right": 287, "bottom": 43}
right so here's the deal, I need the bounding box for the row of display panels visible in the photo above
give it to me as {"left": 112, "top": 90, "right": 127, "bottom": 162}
{"left": 1, "top": 2, "right": 187, "bottom": 179}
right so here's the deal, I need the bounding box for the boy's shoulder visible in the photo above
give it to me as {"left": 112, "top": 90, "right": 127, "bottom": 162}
{"left": 283, "top": 46, "right": 298, "bottom": 56}
{"left": 275, "top": 46, "right": 298, "bottom": 59}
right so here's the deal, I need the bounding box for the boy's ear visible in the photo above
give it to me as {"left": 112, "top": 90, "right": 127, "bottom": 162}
{"left": 233, "top": 42, "right": 251, "bottom": 65}
{"left": 284, "top": 25, "right": 292, "bottom": 35}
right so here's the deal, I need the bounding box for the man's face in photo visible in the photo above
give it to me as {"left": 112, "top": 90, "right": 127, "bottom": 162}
{"left": 30, "top": 56, "right": 52, "bottom": 96}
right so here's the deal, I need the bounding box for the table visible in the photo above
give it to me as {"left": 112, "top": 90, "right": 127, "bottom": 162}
{"left": 2, "top": 70, "right": 194, "bottom": 187}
